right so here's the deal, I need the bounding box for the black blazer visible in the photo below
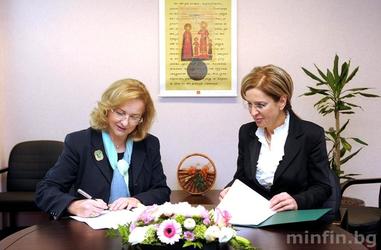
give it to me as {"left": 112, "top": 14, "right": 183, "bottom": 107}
{"left": 228, "top": 111, "right": 331, "bottom": 209}
{"left": 35, "top": 128, "right": 171, "bottom": 219}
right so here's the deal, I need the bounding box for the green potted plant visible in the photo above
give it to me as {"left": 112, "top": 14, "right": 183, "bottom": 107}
{"left": 301, "top": 55, "right": 379, "bottom": 180}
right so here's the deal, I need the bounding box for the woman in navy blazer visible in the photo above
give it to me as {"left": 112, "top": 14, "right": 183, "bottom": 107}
{"left": 220, "top": 65, "right": 331, "bottom": 211}
{"left": 36, "top": 79, "right": 170, "bottom": 218}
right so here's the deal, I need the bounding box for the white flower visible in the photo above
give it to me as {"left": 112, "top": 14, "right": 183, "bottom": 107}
{"left": 157, "top": 219, "right": 182, "bottom": 245}
{"left": 204, "top": 225, "right": 220, "bottom": 242}
{"left": 183, "top": 218, "right": 196, "bottom": 230}
{"left": 218, "top": 227, "right": 236, "bottom": 243}
{"left": 158, "top": 202, "right": 176, "bottom": 217}
{"left": 128, "top": 226, "right": 149, "bottom": 245}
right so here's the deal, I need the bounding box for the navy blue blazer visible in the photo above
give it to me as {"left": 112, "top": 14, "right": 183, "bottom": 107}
{"left": 35, "top": 128, "right": 170, "bottom": 218}
{"left": 228, "top": 111, "right": 331, "bottom": 209}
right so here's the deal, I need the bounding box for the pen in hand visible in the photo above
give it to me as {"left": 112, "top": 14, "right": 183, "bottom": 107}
{"left": 77, "top": 188, "right": 94, "bottom": 200}
{"left": 77, "top": 189, "right": 109, "bottom": 212}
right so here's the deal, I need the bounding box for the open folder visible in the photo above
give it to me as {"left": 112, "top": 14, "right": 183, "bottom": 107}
{"left": 217, "top": 179, "right": 330, "bottom": 228}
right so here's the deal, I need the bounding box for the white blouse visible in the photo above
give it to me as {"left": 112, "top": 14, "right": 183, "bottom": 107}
{"left": 255, "top": 112, "right": 290, "bottom": 189}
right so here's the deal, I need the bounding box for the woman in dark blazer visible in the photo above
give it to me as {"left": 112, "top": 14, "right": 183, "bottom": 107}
{"left": 36, "top": 79, "right": 170, "bottom": 219}
{"left": 220, "top": 65, "right": 331, "bottom": 211}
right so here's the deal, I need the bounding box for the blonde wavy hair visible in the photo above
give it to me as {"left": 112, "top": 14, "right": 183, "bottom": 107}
{"left": 90, "top": 79, "right": 155, "bottom": 141}
{"left": 241, "top": 64, "right": 294, "bottom": 112}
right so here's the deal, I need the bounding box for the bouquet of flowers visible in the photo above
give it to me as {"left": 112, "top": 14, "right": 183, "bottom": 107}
{"left": 107, "top": 202, "right": 255, "bottom": 250}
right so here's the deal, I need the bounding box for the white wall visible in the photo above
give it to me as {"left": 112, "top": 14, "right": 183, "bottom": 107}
{"left": 1, "top": 0, "right": 380, "bottom": 206}
{"left": 0, "top": 2, "right": 6, "bottom": 182}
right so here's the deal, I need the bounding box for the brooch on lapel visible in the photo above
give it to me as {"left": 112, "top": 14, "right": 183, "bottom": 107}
{"left": 94, "top": 150, "right": 104, "bottom": 161}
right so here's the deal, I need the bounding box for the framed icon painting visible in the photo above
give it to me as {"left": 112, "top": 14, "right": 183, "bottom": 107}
{"left": 159, "top": 0, "right": 237, "bottom": 97}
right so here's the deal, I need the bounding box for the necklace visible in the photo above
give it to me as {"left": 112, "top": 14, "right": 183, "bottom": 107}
{"left": 110, "top": 134, "right": 126, "bottom": 150}
{"left": 112, "top": 139, "right": 124, "bottom": 150}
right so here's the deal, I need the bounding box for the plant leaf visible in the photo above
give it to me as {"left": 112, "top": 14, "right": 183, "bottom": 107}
{"left": 315, "top": 64, "right": 328, "bottom": 81}
{"left": 349, "top": 137, "right": 368, "bottom": 146}
{"left": 339, "top": 62, "right": 349, "bottom": 84}
{"left": 359, "top": 93, "right": 380, "bottom": 97}
{"left": 340, "top": 148, "right": 362, "bottom": 165}
{"left": 340, "top": 137, "right": 352, "bottom": 151}
{"left": 343, "top": 87, "right": 371, "bottom": 92}
{"left": 326, "top": 69, "right": 337, "bottom": 90}
{"left": 302, "top": 67, "right": 325, "bottom": 83}
{"left": 344, "top": 102, "right": 361, "bottom": 108}
{"left": 337, "top": 102, "right": 352, "bottom": 111}
{"left": 345, "top": 66, "right": 359, "bottom": 83}
{"left": 341, "top": 93, "right": 355, "bottom": 99}
{"left": 333, "top": 54, "right": 339, "bottom": 80}
{"left": 340, "top": 174, "right": 360, "bottom": 180}
{"left": 338, "top": 119, "right": 350, "bottom": 134}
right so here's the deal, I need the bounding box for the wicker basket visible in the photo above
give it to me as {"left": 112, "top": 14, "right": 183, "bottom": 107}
{"left": 177, "top": 153, "right": 216, "bottom": 195}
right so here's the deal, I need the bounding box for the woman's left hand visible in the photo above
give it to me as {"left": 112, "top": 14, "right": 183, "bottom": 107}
{"left": 269, "top": 192, "right": 298, "bottom": 211}
{"left": 108, "top": 197, "right": 141, "bottom": 211}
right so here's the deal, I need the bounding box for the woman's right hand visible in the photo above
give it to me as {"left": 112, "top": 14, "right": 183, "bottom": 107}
{"left": 219, "top": 187, "right": 230, "bottom": 201}
{"left": 68, "top": 199, "right": 108, "bottom": 217}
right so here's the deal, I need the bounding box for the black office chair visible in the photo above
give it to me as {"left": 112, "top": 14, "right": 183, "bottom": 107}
{"left": 0, "top": 140, "right": 63, "bottom": 232}
{"left": 319, "top": 168, "right": 342, "bottom": 224}
{"left": 340, "top": 178, "right": 381, "bottom": 249}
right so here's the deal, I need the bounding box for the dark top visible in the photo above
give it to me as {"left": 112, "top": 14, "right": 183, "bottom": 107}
{"left": 35, "top": 128, "right": 170, "bottom": 219}
{"left": 227, "top": 111, "right": 331, "bottom": 209}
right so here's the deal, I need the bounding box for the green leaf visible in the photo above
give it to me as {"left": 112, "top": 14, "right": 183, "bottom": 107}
{"left": 326, "top": 69, "right": 337, "bottom": 89}
{"left": 359, "top": 93, "right": 380, "bottom": 97}
{"left": 339, "top": 62, "right": 349, "bottom": 84}
{"left": 314, "top": 96, "right": 331, "bottom": 108}
{"left": 344, "top": 102, "right": 361, "bottom": 108}
{"left": 345, "top": 66, "right": 359, "bottom": 83}
{"left": 340, "top": 174, "right": 360, "bottom": 180}
{"left": 302, "top": 67, "right": 325, "bottom": 83}
{"left": 338, "top": 119, "right": 350, "bottom": 134}
{"left": 340, "top": 147, "right": 346, "bottom": 157}
{"left": 183, "top": 241, "right": 203, "bottom": 249}
{"left": 307, "top": 87, "right": 329, "bottom": 95}
{"left": 341, "top": 93, "right": 355, "bottom": 99}
{"left": 315, "top": 64, "right": 328, "bottom": 81}
{"left": 343, "top": 87, "right": 371, "bottom": 92}
{"left": 333, "top": 54, "right": 339, "bottom": 80}
{"left": 343, "top": 174, "right": 360, "bottom": 177}
{"left": 337, "top": 102, "right": 352, "bottom": 111}
{"left": 340, "top": 137, "right": 352, "bottom": 151}
{"left": 349, "top": 137, "right": 368, "bottom": 146}
{"left": 340, "top": 148, "right": 362, "bottom": 164}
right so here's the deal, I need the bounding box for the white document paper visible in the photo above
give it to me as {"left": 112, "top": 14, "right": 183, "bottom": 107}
{"left": 217, "top": 179, "right": 276, "bottom": 226}
{"left": 71, "top": 209, "right": 134, "bottom": 229}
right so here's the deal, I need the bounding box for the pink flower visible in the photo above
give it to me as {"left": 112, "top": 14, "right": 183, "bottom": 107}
{"left": 157, "top": 219, "right": 182, "bottom": 245}
{"left": 201, "top": 210, "right": 211, "bottom": 225}
{"left": 215, "top": 208, "right": 231, "bottom": 227}
{"left": 184, "top": 231, "right": 195, "bottom": 241}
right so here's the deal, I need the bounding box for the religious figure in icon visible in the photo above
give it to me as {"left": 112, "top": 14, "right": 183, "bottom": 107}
{"left": 198, "top": 21, "right": 209, "bottom": 59}
{"left": 181, "top": 23, "right": 193, "bottom": 61}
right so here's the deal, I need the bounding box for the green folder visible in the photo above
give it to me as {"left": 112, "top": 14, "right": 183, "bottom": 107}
{"left": 233, "top": 208, "right": 331, "bottom": 228}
